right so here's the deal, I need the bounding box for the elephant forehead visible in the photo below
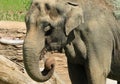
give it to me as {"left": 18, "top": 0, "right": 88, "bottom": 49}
{"left": 33, "top": 0, "right": 56, "bottom": 5}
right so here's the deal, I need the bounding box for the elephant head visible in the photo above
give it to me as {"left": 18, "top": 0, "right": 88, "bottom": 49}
{"left": 23, "top": 0, "right": 84, "bottom": 82}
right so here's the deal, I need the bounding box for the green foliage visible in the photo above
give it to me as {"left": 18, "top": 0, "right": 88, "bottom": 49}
{"left": 0, "top": 0, "right": 31, "bottom": 21}
{"left": 0, "top": 0, "right": 120, "bottom": 21}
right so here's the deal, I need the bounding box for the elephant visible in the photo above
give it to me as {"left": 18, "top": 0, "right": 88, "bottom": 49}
{"left": 23, "top": 0, "right": 120, "bottom": 84}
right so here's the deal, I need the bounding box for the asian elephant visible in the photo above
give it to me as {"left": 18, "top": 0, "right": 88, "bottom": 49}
{"left": 23, "top": 0, "right": 120, "bottom": 84}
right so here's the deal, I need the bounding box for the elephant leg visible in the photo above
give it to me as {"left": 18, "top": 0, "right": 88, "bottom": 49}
{"left": 117, "top": 81, "right": 120, "bottom": 84}
{"left": 67, "top": 61, "right": 88, "bottom": 84}
{"left": 87, "top": 60, "right": 106, "bottom": 84}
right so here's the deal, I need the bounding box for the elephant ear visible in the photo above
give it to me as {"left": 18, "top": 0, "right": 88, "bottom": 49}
{"left": 65, "top": 2, "right": 84, "bottom": 36}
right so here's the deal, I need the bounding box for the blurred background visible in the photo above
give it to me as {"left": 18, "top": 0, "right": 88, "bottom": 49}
{"left": 0, "top": 0, "right": 31, "bottom": 21}
{"left": 0, "top": 0, "right": 120, "bottom": 21}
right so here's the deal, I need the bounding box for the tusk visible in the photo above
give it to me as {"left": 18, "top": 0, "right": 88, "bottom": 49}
{"left": 0, "top": 37, "right": 24, "bottom": 45}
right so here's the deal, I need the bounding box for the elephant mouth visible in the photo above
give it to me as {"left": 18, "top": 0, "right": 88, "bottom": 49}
{"left": 39, "top": 48, "right": 47, "bottom": 60}
{"left": 39, "top": 44, "right": 62, "bottom": 60}
{"left": 39, "top": 47, "right": 55, "bottom": 75}
{"left": 39, "top": 42, "right": 63, "bottom": 63}
{"left": 45, "top": 42, "right": 64, "bottom": 53}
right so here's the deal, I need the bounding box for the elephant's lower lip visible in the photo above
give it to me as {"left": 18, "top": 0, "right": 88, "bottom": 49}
{"left": 46, "top": 45, "right": 62, "bottom": 52}
{"left": 39, "top": 47, "right": 60, "bottom": 62}
{"left": 39, "top": 45, "right": 63, "bottom": 60}
{"left": 39, "top": 48, "right": 47, "bottom": 60}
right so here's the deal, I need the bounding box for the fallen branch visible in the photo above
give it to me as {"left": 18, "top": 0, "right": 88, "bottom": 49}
{"left": 0, "top": 55, "right": 39, "bottom": 84}
{"left": 0, "top": 55, "right": 65, "bottom": 84}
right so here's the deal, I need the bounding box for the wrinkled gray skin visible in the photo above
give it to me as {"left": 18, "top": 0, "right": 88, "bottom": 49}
{"left": 23, "top": 0, "right": 120, "bottom": 84}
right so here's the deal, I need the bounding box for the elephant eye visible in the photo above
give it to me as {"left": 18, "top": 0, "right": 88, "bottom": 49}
{"left": 44, "top": 26, "right": 51, "bottom": 32}
{"left": 45, "top": 25, "right": 54, "bottom": 36}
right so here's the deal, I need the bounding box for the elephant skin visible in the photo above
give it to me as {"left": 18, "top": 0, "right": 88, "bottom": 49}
{"left": 23, "top": 0, "right": 120, "bottom": 84}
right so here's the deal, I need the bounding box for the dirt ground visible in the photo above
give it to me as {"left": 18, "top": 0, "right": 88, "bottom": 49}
{"left": 0, "top": 21, "right": 117, "bottom": 84}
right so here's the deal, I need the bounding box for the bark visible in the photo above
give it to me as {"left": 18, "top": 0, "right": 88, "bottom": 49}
{"left": 0, "top": 55, "right": 39, "bottom": 84}
{"left": 0, "top": 55, "right": 64, "bottom": 84}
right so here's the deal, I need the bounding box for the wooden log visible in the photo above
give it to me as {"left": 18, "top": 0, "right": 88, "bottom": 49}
{"left": 0, "top": 55, "right": 65, "bottom": 84}
{"left": 0, "top": 55, "right": 40, "bottom": 84}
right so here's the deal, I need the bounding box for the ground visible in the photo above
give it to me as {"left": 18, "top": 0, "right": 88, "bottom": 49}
{"left": 0, "top": 21, "right": 118, "bottom": 84}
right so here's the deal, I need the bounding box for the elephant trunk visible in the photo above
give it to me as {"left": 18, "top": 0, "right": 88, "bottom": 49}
{"left": 23, "top": 25, "right": 55, "bottom": 82}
